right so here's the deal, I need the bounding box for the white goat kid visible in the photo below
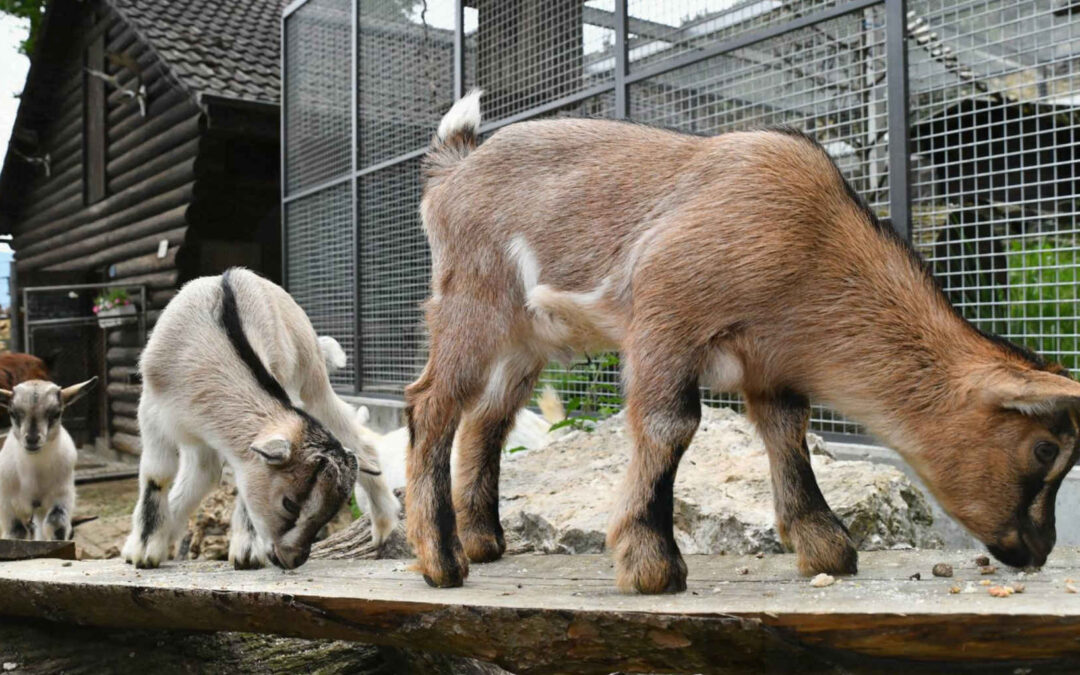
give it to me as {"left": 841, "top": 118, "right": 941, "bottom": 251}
{"left": 0, "top": 378, "right": 97, "bottom": 541}
{"left": 123, "top": 268, "right": 398, "bottom": 570}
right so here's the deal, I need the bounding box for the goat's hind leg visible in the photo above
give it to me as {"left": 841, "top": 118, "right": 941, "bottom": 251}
{"left": 455, "top": 350, "right": 545, "bottom": 563}
{"left": 746, "top": 391, "right": 856, "bottom": 576}
{"left": 608, "top": 342, "right": 701, "bottom": 594}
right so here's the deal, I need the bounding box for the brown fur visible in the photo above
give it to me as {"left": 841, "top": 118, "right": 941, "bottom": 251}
{"left": 407, "top": 98, "right": 1080, "bottom": 593}
{"left": 0, "top": 353, "right": 51, "bottom": 390}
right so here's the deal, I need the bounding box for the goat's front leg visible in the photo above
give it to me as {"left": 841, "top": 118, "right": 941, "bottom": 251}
{"left": 4, "top": 515, "right": 30, "bottom": 539}
{"left": 122, "top": 419, "right": 180, "bottom": 568}
{"left": 44, "top": 499, "right": 73, "bottom": 540}
{"left": 746, "top": 391, "right": 857, "bottom": 576}
{"left": 229, "top": 498, "right": 268, "bottom": 570}
{"left": 608, "top": 345, "right": 701, "bottom": 594}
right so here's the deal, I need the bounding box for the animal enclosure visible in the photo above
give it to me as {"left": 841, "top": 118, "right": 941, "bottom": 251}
{"left": 283, "top": 0, "right": 1080, "bottom": 437}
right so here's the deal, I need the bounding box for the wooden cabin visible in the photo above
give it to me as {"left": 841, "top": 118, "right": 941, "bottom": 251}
{"left": 0, "top": 0, "right": 282, "bottom": 454}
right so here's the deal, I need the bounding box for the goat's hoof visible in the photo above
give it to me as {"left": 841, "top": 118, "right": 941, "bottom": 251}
{"left": 460, "top": 525, "right": 506, "bottom": 563}
{"left": 415, "top": 544, "right": 470, "bottom": 588}
{"left": 231, "top": 555, "right": 266, "bottom": 571}
{"left": 613, "top": 539, "right": 688, "bottom": 594}
{"left": 790, "top": 511, "right": 859, "bottom": 576}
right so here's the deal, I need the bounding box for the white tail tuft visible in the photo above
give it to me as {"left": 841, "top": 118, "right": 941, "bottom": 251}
{"left": 317, "top": 336, "right": 348, "bottom": 371}
{"left": 537, "top": 385, "right": 565, "bottom": 425}
{"left": 437, "top": 89, "right": 483, "bottom": 142}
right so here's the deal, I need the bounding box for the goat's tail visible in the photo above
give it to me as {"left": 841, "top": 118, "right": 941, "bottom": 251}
{"left": 317, "top": 336, "right": 347, "bottom": 372}
{"left": 422, "top": 89, "right": 482, "bottom": 184}
{"left": 537, "top": 385, "right": 565, "bottom": 425}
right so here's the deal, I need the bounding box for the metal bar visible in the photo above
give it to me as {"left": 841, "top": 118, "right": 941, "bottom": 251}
{"left": 453, "top": 0, "right": 464, "bottom": 101}
{"left": 281, "top": 9, "right": 290, "bottom": 287}
{"left": 479, "top": 82, "right": 618, "bottom": 134}
{"left": 352, "top": 0, "right": 362, "bottom": 394}
{"left": 281, "top": 173, "right": 353, "bottom": 204}
{"left": 21, "top": 286, "right": 28, "bottom": 355}
{"left": 613, "top": 0, "right": 628, "bottom": 119}
{"left": 885, "top": 0, "right": 910, "bottom": 240}
{"left": 355, "top": 146, "right": 429, "bottom": 178}
{"left": 624, "top": 0, "right": 883, "bottom": 86}
{"left": 282, "top": 0, "right": 310, "bottom": 20}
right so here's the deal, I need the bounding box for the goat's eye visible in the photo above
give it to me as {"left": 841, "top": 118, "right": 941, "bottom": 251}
{"left": 1035, "top": 441, "right": 1059, "bottom": 466}
{"left": 282, "top": 497, "right": 300, "bottom": 516}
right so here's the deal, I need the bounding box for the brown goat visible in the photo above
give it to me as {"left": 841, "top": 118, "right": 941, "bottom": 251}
{"left": 0, "top": 353, "right": 52, "bottom": 390}
{"left": 406, "top": 91, "right": 1080, "bottom": 593}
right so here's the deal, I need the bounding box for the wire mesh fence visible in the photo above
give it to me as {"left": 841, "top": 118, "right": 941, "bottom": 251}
{"left": 283, "top": 0, "right": 1080, "bottom": 439}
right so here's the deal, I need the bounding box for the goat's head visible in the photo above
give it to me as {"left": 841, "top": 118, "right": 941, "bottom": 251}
{"left": 237, "top": 411, "right": 361, "bottom": 569}
{"left": 914, "top": 364, "right": 1080, "bottom": 569}
{"left": 0, "top": 377, "right": 96, "bottom": 453}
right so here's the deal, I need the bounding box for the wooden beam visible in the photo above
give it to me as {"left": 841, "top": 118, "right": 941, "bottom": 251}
{"left": 106, "top": 268, "right": 178, "bottom": 290}
{"left": 109, "top": 399, "right": 138, "bottom": 416}
{"left": 17, "top": 183, "right": 192, "bottom": 258}
{"left": 106, "top": 116, "right": 200, "bottom": 179}
{"left": 23, "top": 208, "right": 187, "bottom": 272}
{"left": 108, "top": 104, "right": 200, "bottom": 160}
{"left": 1, "top": 551, "right": 1080, "bottom": 674}
{"left": 107, "top": 137, "right": 198, "bottom": 194}
{"left": 109, "top": 245, "right": 178, "bottom": 278}
{"left": 15, "top": 159, "right": 194, "bottom": 241}
{"left": 85, "top": 29, "right": 107, "bottom": 204}
{"left": 111, "top": 432, "right": 141, "bottom": 455}
{"left": 0, "top": 541, "right": 76, "bottom": 562}
{"left": 105, "top": 349, "right": 141, "bottom": 366}
{"left": 110, "top": 414, "right": 138, "bottom": 434}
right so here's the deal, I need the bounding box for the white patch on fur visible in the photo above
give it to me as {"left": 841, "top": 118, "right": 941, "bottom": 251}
{"left": 702, "top": 350, "right": 744, "bottom": 392}
{"left": 507, "top": 235, "right": 540, "bottom": 293}
{"left": 317, "top": 336, "right": 347, "bottom": 371}
{"left": 437, "top": 89, "right": 482, "bottom": 142}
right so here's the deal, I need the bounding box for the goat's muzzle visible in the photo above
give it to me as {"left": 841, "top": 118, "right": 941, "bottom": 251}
{"left": 269, "top": 543, "right": 310, "bottom": 570}
{"left": 987, "top": 519, "right": 1054, "bottom": 569}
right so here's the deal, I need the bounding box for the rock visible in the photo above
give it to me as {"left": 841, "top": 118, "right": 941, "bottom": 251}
{"left": 500, "top": 406, "right": 943, "bottom": 555}
{"left": 182, "top": 485, "right": 237, "bottom": 561}
{"left": 974, "top": 554, "right": 990, "bottom": 566}
{"left": 810, "top": 573, "right": 835, "bottom": 588}
{"left": 932, "top": 563, "right": 953, "bottom": 577}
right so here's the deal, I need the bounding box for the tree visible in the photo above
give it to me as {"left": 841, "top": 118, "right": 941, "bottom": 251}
{"left": 0, "top": 0, "right": 45, "bottom": 55}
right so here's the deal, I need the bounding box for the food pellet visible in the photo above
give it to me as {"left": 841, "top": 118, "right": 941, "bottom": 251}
{"left": 736, "top": 567, "right": 749, "bottom": 575}
{"left": 932, "top": 563, "right": 953, "bottom": 578}
{"left": 974, "top": 555, "right": 990, "bottom": 567}
{"left": 810, "top": 573, "right": 835, "bottom": 588}
{"left": 979, "top": 565, "right": 997, "bottom": 575}
{"left": 909, "top": 573, "right": 921, "bottom": 581}
{"left": 979, "top": 580, "right": 992, "bottom": 586}
{"left": 949, "top": 585, "right": 961, "bottom": 594}
{"left": 988, "top": 585, "right": 1014, "bottom": 598}
{"left": 1013, "top": 583, "right": 1026, "bottom": 594}
{"left": 1067, "top": 582, "right": 1077, "bottom": 594}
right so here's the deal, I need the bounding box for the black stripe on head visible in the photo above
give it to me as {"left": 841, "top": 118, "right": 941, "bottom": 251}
{"left": 221, "top": 269, "right": 293, "bottom": 408}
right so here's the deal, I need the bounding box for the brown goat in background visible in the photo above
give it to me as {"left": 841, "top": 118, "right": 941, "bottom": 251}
{"left": 406, "top": 91, "right": 1080, "bottom": 594}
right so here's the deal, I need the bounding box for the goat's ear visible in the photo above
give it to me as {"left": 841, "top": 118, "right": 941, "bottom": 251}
{"left": 250, "top": 435, "right": 292, "bottom": 466}
{"left": 61, "top": 377, "right": 98, "bottom": 407}
{"left": 343, "top": 446, "right": 382, "bottom": 476}
{"left": 982, "top": 368, "right": 1080, "bottom": 415}
{"left": 0, "top": 389, "right": 11, "bottom": 409}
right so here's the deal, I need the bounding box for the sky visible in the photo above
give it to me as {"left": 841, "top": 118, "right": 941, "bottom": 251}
{"left": 0, "top": 15, "right": 26, "bottom": 308}
{"left": 0, "top": 15, "right": 30, "bottom": 163}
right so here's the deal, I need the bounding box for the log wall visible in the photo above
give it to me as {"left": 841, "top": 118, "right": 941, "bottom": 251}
{"left": 4, "top": 0, "right": 281, "bottom": 456}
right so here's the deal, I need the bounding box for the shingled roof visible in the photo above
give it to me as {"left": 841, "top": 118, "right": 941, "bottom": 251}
{"left": 109, "top": 0, "right": 281, "bottom": 105}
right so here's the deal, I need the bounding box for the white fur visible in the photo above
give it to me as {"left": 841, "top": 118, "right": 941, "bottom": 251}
{"left": 0, "top": 420, "right": 77, "bottom": 542}
{"left": 318, "top": 336, "right": 348, "bottom": 371}
{"left": 437, "top": 88, "right": 483, "bottom": 142}
{"left": 123, "top": 269, "right": 400, "bottom": 569}
{"left": 702, "top": 350, "right": 744, "bottom": 392}
{"left": 354, "top": 392, "right": 568, "bottom": 495}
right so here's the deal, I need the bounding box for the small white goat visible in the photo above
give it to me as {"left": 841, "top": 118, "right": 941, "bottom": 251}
{"left": 0, "top": 378, "right": 97, "bottom": 540}
{"left": 123, "top": 268, "right": 399, "bottom": 570}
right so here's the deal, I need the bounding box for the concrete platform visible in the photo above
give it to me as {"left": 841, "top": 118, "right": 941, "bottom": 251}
{"left": 1, "top": 549, "right": 1080, "bottom": 673}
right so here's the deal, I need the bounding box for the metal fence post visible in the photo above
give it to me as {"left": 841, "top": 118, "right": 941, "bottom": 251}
{"left": 886, "top": 0, "right": 911, "bottom": 240}
{"left": 352, "top": 0, "right": 363, "bottom": 394}
{"left": 614, "top": 0, "right": 629, "bottom": 119}
{"left": 453, "top": 0, "right": 465, "bottom": 101}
